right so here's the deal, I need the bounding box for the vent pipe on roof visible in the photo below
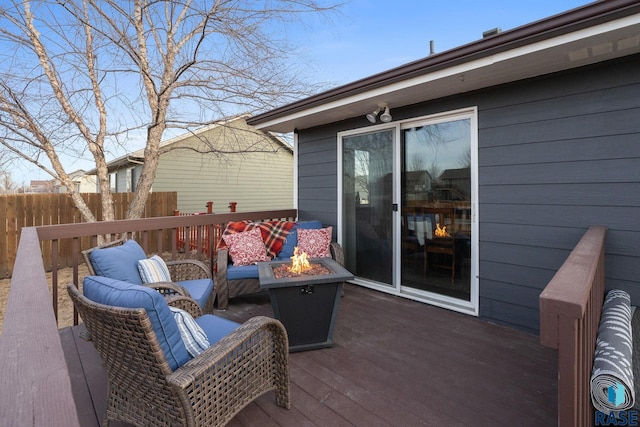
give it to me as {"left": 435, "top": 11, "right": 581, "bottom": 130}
{"left": 482, "top": 27, "right": 502, "bottom": 38}
{"left": 429, "top": 40, "right": 435, "bottom": 55}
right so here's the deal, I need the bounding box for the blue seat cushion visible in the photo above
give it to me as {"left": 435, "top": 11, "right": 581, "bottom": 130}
{"left": 278, "top": 220, "right": 324, "bottom": 259}
{"left": 90, "top": 240, "right": 146, "bottom": 285}
{"left": 176, "top": 278, "right": 214, "bottom": 308}
{"left": 83, "top": 275, "right": 190, "bottom": 371}
{"left": 226, "top": 264, "right": 259, "bottom": 281}
{"left": 195, "top": 315, "right": 241, "bottom": 344}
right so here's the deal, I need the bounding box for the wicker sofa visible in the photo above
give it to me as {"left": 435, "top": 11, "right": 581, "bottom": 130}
{"left": 215, "top": 220, "right": 345, "bottom": 310}
{"left": 68, "top": 276, "right": 290, "bottom": 426}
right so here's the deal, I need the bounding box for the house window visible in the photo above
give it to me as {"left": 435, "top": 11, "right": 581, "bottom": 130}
{"left": 131, "top": 166, "right": 141, "bottom": 192}
{"left": 126, "top": 169, "right": 132, "bottom": 192}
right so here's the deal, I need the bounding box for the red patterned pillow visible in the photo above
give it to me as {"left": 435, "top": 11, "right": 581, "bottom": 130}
{"left": 216, "top": 220, "right": 295, "bottom": 258}
{"left": 216, "top": 220, "right": 252, "bottom": 250}
{"left": 297, "top": 227, "right": 332, "bottom": 258}
{"left": 222, "top": 228, "right": 270, "bottom": 266}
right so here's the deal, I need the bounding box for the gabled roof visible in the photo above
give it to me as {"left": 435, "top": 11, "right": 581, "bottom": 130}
{"left": 90, "top": 115, "right": 292, "bottom": 173}
{"left": 247, "top": 0, "right": 640, "bottom": 133}
{"left": 127, "top": 114, "right": 292, "bottom": 158}
{"left": 440, "top": 168, "right": 471, "bottom": 181}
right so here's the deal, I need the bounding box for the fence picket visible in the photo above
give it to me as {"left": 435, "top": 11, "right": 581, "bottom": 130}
{"left": 5, "top": 196, "right": 18, "bottom": 278}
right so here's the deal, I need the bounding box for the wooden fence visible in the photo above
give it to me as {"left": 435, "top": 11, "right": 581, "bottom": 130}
{"left": 0, "top": 192, "right": 177, "bottom": 278}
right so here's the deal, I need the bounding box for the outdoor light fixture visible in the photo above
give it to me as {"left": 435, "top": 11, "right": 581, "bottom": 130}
{"left": 366, "top": 108, "right": 380, "bottom": 123}
{"left": 379, "top": 106, "right": 392, "bottom": 123}
{"left": 365, "top": 105, "right": 392, "bottom": 123}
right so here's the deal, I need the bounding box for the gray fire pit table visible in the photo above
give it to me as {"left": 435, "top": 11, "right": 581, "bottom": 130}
{"left": 258, "top": 258, "right": 354, "bottom": 352}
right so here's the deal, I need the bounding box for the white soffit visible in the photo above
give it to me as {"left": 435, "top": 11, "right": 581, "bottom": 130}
{"left": 256, "top": 14, "right": 640, "bottom": 133}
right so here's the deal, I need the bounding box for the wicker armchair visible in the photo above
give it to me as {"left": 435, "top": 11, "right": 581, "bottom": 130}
{"left": 67, "top": 282, "right": 290, "bottom": 427}
{"left": 82, "top": 238, "right": 216, "bottom": 313}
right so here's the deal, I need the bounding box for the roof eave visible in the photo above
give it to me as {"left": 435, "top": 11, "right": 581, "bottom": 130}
{"left": 247, "top": 0, "right": 640, "bottom": 132}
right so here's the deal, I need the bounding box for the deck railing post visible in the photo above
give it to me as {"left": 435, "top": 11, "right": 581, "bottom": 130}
{"left": 539, "top": 225, "right": 606, "bottom": 427}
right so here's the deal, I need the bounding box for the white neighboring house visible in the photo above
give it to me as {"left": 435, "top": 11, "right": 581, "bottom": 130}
{"left": 91, "top": 115, "right": 294, "bottom": 213}
{"left": 66, "top": 170, "right": 97, "bottom": 193}
{"left": 23, "top": 170, "right": 97, "bottom": 193}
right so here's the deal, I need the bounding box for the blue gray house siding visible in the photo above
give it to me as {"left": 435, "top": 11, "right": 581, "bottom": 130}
{"left": 114, "top": 164, "right": 143, "bottom": 192}
{"left": 297, "top": 54, "right": 640, "bottom": 333}
{"left": 297, "top": 125, "right": 341, "bottom": 228}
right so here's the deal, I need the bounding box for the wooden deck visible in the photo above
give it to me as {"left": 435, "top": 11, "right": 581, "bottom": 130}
{"left": 61, "top": 284, "right": 558, "bottom": 426}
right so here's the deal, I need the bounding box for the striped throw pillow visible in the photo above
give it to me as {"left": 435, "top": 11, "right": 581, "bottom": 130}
{"left": 137, "top": 255, "right": 172, "bottom": 283}
{"left": 169, "top": 307, "right": 210, "bottom": 357}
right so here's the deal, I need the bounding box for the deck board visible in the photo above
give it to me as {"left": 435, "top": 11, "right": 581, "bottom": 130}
{"left": 60, "top": 325, "right": 99, "bottom": 427}
{"left": 60, "top": 284, "right": 558, "bottom": 426}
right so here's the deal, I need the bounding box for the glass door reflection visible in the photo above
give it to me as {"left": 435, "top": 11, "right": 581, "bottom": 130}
{"left": 342, "top": 130, "right": 394, "bottom": 286}
{"left": 401, "top": 119, "right": 472, "bottom": 301}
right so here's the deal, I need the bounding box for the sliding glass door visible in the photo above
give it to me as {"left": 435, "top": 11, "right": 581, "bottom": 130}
{"left": 339, "top": 109, "right": 477, "bottom": 315}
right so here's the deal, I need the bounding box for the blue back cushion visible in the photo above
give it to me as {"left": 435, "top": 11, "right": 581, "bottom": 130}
{"left": 83, "top": 275, "right": 191, "bottom": 371}
{"left": 278, "top": 220, "right": 324, "bottom": 258}
{"left": 90, "top": 240, "right": 146, "bottom": 285}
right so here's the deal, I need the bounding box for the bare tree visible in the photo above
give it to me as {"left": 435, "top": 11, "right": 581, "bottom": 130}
{"left": 458, "top": 146, "right": 471, "bottom": 168}
{"left": 0, "top": 173, "right": 18, "bottom": 193}
{"left": 0, "top": 0, "right": 335, "bottom": 221}
{"left": 0, "top": 150, "right": 17, "bottom": 193}
{"left": 427, "top": 161, "right": 442, "bottom": 183}
{"left": 408, "top": 152, "right": 425, "bottom": 172}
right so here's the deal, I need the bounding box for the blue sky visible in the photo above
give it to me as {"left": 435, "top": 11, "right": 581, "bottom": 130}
{"left": 294, "top": 0, "right": 593, "bottom": 86}
{"left": 13, "top": 0, "right": 593, "bottom": 184}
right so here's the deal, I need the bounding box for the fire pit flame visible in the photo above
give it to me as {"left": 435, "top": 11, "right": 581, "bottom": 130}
{"left": 289, "top": 247, "right": 311, "bottom": 274}
{"left": 435, "top": 224, "right": 450, "bottom": 238}
{"left": 272, "top": 248, "right": 332, "bottom": 279}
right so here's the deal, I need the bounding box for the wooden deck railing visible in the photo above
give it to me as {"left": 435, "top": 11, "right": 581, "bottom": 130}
{"left": 174, "top": 201, "right": 238, "bottom": 256}
{"left": 0, "top": 209, "right": 296, "bottom": 426}
{"left": 0, "top": 227, "right": 80, "bottom": 426}
{"left": 540, "top": 226, "right": 607, "bottom": 427}
{"left": 174, "top": 202, "right": 216, "bottom": 255}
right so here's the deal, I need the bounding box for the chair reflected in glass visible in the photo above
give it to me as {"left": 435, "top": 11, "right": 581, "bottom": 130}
{"left": 402, "top": 207, "right": 428, "bottom": 275}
